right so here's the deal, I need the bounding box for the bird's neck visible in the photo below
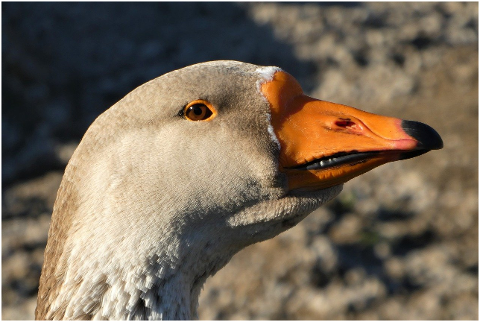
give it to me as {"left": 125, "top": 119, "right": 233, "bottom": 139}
{"left": 98, "top": 269, "right": 202, "bottom": 320}
{"left": 48, "top": 247, "right": 214, "bottom": 320}
{"left": 40, "top": 206, "right": 235, "bottom": 320}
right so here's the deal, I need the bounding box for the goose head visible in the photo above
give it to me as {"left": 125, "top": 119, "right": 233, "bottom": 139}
{"left": 36, "top": 60, "right": 442, "bottom": 319}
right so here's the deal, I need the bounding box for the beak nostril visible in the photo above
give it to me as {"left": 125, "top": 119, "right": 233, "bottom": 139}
{"left": 335, "top": 118, "right": 356, "bottom": 128}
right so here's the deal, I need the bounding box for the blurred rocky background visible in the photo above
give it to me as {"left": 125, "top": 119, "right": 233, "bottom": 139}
{"left": 2, "top": 2, "right": 478, "bottom": 319}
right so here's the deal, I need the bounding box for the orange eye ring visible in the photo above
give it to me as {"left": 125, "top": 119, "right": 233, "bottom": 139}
{"left": 183, "top": 100, "right": 217, "bottom": 121}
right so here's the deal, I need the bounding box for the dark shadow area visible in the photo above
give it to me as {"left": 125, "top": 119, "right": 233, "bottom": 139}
{"left": 280, "top": 2, "right": 362, "bottom": 8}
{"left": 376, "top": 206, "right": 415, "bottom": 222}
{"left": 2, "top": 2, "right": 315, "bottom": 187}
{"left": 336, "top": 241, "right": 384, "bottom": 276}
{"left": 2, "top": 196, "right": 51, "bottom": 220}
{"left": 390, "top": 229, "right": 436, "bottom": 256}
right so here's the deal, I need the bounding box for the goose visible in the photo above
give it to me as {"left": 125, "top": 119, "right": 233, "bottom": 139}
{"left": 35, "top": 60, "right": 443, "bottom": 320}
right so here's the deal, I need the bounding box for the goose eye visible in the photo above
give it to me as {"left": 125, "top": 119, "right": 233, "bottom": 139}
{"left": 184, "top": 101, "right": 215, "bottom": 121}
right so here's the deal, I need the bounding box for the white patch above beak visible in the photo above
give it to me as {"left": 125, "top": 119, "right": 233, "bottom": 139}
{"left": 255, "top": 66, "right": 282, "bottom": 92}
{"left": 255, "top": 66, "right": 282, "bottom": 150}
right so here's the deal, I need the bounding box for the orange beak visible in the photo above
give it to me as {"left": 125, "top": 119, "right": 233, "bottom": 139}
{"left": 261, "top": 71, "right": 443, "bottom": 191}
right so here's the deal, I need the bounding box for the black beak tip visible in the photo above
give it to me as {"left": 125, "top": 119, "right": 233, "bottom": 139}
{"left": 401, "top": 120, "right": 444, "bottom": 150}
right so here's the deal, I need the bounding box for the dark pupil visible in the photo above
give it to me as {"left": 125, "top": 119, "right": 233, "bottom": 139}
{"left": 192, "top": 105, "right": 203, "bottom": 115}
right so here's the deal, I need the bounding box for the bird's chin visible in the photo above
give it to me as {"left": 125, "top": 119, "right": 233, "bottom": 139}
{"left": 273, "top": 184, "right": 344, "bottom": 229}
{"left": 226, "top": 184, "right": 341, "bottom": 242}
{"left": 253, "top": 184, "right": 343, "bottom": 242}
